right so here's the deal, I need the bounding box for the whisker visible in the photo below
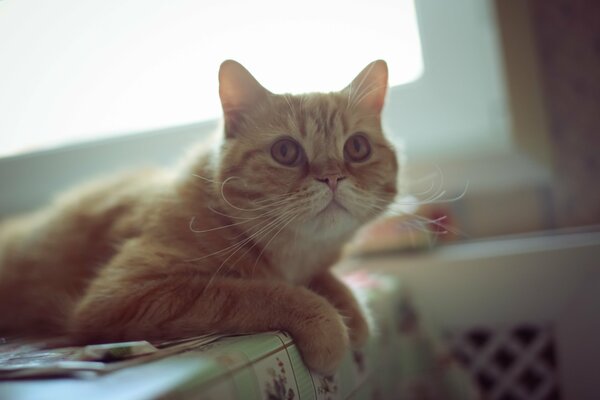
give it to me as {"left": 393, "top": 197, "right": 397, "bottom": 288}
{"left": 192, "top": 173, "right": 222, "bottom": 184}
{"left": 200, "top": 205, "right": 305, "bottom": 292}
{"left": 203, "top": 189, "right": 311, "bottom": 222}
{"left": 217, "top": 177, "right": 316, "bottom": 213}
{"left": 283, "top": 95, "right": 301, "bottom": 135}
{"left": 189, "top": 215, "right": 256, "bottom": 233}
{"left": 252, "top": 188, "right": 315, "bottom": 205}
{"left": 403, "top": 179, "right": 438, "bottom": 197}
{"left": 251, "top": 209, "right": 301, "bottom": 270}
{"left": 185, "top": 214, "right": 287, "bottom": 262}
{"left": 207, "top": 206, "right": 256, "bottom": 220}
{"left": 387, "top": 181, "right": 470, "bottom": 207}
{"left": 347, "top": 62, "right": 378, "bottom": 111}
{"left": 404, "top": 171, "right": 442, "bottom": 185}
{"left": 231, "top": 207, "right": 304, "bottom": 280}
{"left": 350, "top": 83, "right": 386, "bottom": 111}
{"left": 191, "top": 198, "right": 300, "bottom": 233}
{"left": 398, "top": 212, "right": 467, "bottom": 238}
{"left": 219, "top": 176, "right": 255, "bottom": 212}
{"left": 187, "top": 203, "right": 300, "bottom": 263}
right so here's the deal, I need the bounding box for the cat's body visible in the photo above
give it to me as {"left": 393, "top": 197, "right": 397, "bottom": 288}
{"left": 0, "top": 60, "right": 398, "bottom": 374}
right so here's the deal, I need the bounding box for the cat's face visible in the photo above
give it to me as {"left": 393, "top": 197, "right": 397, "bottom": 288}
{"left": 216, "top": 60, "right": 398, "bottom": 240}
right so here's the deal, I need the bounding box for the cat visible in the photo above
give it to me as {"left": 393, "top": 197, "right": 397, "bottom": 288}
{"left": 0, "top": 60, "right": 398, "bottom": 374}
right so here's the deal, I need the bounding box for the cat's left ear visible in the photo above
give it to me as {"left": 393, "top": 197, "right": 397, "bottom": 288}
{"left": 219, "top": 60, "right": 271, "bottom": 137}
{"left": 343, "top": 60, "right": 388, "bottom": 114}
{"left": 219, "top": 60, "right": 270, "bottom": 110}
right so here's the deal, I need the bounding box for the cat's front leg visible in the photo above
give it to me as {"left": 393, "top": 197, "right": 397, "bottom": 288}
{"left": 70, "top": 252, "right": 350, "bottom": 374}
{"left": 308, "top": 271, "right": 370, "bottom": 348}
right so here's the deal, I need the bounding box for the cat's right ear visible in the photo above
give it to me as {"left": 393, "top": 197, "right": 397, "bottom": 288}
{"left": 219, "top": 60, "right": 270, "bottom": 138}
{"left": 343, "top": 60, "right": 388, "bottom": 115}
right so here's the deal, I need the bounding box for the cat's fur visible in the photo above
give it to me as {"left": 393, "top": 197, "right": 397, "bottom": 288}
{"left": 0, "top": 60, "right": 398, "bottom": 374}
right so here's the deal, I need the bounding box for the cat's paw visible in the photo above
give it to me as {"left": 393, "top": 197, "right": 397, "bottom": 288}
{"left": 345, "top": 307, "right": 369, "bottom": 349}
{"left": 292, "top": 311, "right": 349, "bottom": 375}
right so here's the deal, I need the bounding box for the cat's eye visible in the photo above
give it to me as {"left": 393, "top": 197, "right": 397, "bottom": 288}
{"left": 271, "top": 138, "right": 302, "bottom": 166}
{"left": 344, "top": 134, "right": 371, "bottom": 163}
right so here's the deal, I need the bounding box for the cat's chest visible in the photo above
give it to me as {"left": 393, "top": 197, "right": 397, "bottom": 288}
{"left": 268, "top": 237, "right": 340, "bottom": 285}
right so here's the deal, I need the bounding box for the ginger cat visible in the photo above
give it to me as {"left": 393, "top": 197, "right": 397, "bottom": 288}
{"left": 0, "top": 60, "right": 398, "bottom": 374}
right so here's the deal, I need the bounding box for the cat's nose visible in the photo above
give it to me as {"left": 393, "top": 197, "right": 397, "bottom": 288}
{"left": 315, "top": 174, "right": 346, "bottom": 191}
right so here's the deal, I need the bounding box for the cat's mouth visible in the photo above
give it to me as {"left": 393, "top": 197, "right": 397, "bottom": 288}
{"left": 316, "top": 199, "right": 349, "bottom": 216}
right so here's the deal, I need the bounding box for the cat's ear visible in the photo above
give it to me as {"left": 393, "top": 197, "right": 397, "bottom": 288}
{"left": 343, "top": 60, "right": 388, "bottom": 114}
{"left": 219, "top": 60, "right": 270, "bottom": 137}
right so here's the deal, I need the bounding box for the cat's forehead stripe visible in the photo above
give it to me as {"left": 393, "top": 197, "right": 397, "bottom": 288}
{"left": 294, "top": 94, "right": 349, "bottom": 139}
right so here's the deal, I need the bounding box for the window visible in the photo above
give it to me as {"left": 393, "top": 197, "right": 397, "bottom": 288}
{"left": 0, "top": 0, "right": 422, "bottom": 157}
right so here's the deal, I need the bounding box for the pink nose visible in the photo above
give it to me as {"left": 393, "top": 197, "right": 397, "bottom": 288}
{"left": 316, "top": 174, "right": 346, "bottom": 191}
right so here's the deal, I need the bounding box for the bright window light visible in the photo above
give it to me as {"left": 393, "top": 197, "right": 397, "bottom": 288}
{"left": 0, "top": 0, "right": 422, "bottom": 157}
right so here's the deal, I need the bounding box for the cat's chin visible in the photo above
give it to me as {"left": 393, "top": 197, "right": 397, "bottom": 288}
{"left": 316, "top": 199, "right": 348, "bottom": 216}
{"left": 297, "top": 202, "right": 359, "bottom": 240}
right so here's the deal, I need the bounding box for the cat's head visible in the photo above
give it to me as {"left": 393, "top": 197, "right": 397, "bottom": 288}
{"left": 215, "top": 60, "right": 398, "bottom": 240}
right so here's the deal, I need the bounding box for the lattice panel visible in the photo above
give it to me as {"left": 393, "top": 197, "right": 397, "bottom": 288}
{"left": 448, "top": 324, "right": 561, "bottom": 400}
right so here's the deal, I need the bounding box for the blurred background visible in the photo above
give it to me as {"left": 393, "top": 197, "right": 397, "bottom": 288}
{"left": 0, "top": 0, "right": 599, "bottom": 398}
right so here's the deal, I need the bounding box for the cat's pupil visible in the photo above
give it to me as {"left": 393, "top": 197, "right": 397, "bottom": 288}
{"left": 353, "top": 138, "right": 361, "bottom": 153}
{"left": 281, "top": 145, "right": 288, "bottom": 158}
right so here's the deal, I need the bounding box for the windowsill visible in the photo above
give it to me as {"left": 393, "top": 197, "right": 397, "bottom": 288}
{"left": 404, "top": 146, "right": 552, "bottom": 196}
{"left": 0, "top": 121, "right": 218, "bottom": 218}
